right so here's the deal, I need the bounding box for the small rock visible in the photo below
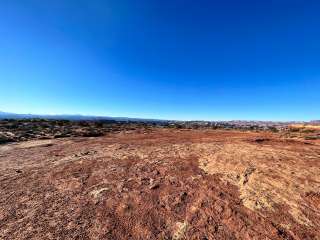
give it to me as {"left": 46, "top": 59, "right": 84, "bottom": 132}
{"left": 179, "top": 192, "right": 188, "bottom": 201}
{"left": 149, "top": 179, "right": 160, "bottom": 189}
{"left": 150, "top": 183, "right": 160, "bottom": 189}
{"left": 152, "top": 169, "right": 160, "bottom": 175}
{"left": 117, "top": 182, "right": 125, "bottom": 192}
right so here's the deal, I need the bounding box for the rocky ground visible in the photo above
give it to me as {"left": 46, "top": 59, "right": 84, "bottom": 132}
{"left": 0, "top": 119, "right": 158, "bottom": 144}
{"left": 0, "top": 127, "right": 320, "bottom": 239}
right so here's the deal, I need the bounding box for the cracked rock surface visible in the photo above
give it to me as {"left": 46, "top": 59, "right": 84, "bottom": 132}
{"left": 0, "top": 129, "right": 320, "bottom": 239}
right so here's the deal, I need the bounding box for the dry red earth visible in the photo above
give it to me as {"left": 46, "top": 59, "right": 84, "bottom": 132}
{"left": 0, "top": 129, "right": 320, "bottom": 239}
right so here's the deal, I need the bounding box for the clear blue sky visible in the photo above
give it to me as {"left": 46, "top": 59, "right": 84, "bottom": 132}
{"left": 1, "top": 0, "right": 319, "bottom": 121}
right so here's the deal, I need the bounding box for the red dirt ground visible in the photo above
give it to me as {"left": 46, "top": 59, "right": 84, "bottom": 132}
{"left": 0, "top": 129, "right": 319, "bottom": 239}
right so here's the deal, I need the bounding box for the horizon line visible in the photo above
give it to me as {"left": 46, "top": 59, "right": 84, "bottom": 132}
{"left": 0, "top": 110, "right": 317, "bottom": 123}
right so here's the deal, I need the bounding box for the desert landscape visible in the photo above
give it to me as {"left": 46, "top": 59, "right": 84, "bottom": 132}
{"left": 1, "top": 120, "right": 320, "bottom": 239}
{"left": 2, "top": 1, "right": 320, "bottom": 239}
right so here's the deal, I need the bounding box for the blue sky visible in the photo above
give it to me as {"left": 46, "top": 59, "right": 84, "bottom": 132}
{"left": 1, "top": 0, "right": 319, "bottom": 121}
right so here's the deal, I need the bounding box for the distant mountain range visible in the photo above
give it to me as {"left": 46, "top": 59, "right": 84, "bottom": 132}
{"left": 0, "top": 111, "right": 166, "bottom": 122}
{"left": 0, "top": 111, "right": 319, "bottom": 124}
{"left": 310, "top": 120, "right": 320, "bottom": 124}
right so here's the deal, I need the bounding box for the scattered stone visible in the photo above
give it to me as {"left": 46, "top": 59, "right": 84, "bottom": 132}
{"left": 172, "top": 221, "right": 188, "bottom": 240}
{"left": 149, "top": 179, "right": 160, "bottom": 189}
{"left": 90, "top": 187, "right": 110, "bottom": 199}
{"left": 117, "top": 182, "right": 125, "bottom": 192}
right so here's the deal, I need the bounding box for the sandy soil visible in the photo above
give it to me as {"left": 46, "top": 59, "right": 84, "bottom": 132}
{"left": 0, "top": 129, "right": 319, "bottom": 239}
